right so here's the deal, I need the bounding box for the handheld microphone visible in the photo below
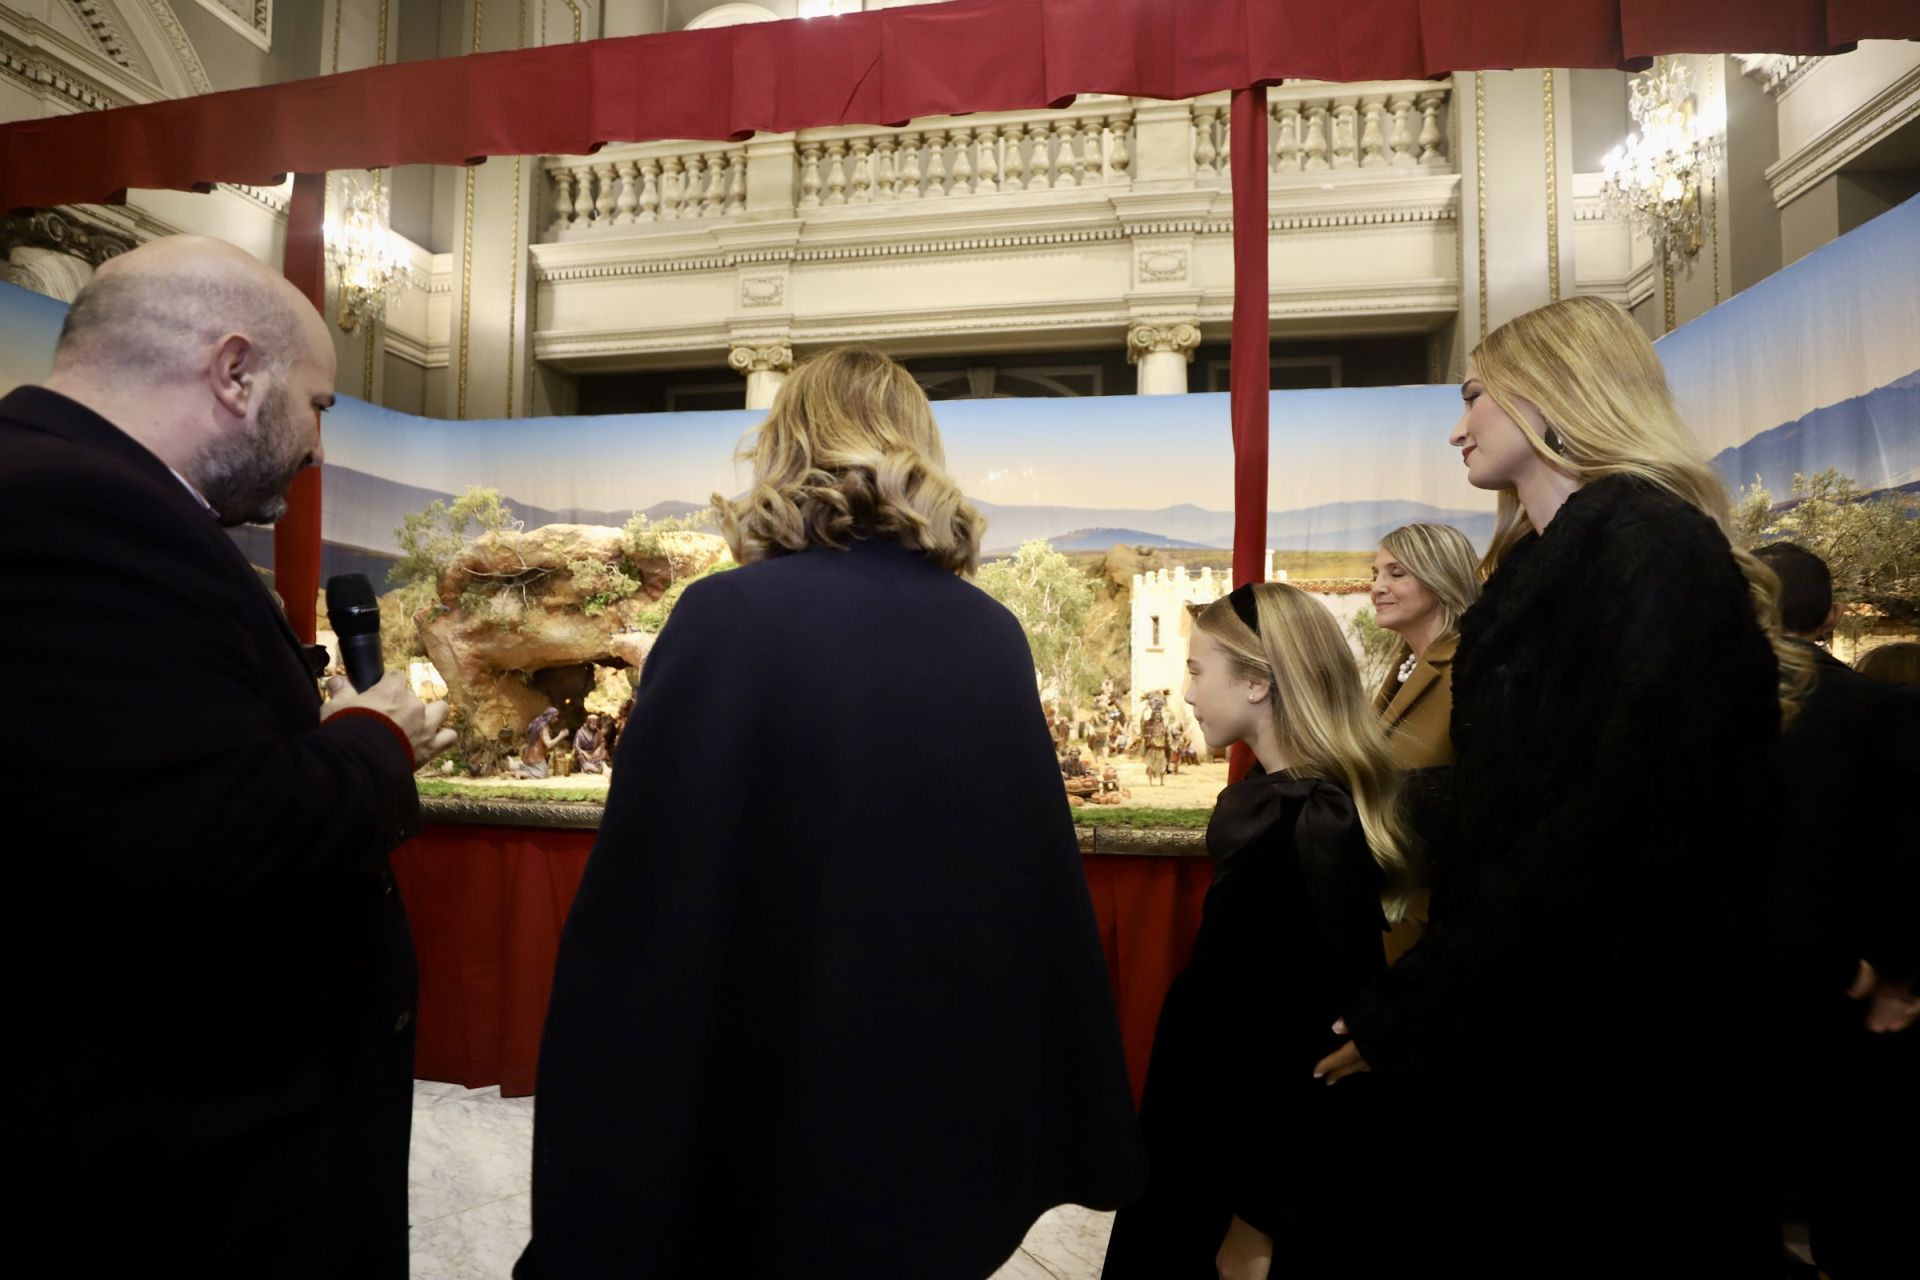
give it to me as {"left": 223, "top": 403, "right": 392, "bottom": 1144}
{"left": 326, "top": 573, "right": 385, "bottom": 692}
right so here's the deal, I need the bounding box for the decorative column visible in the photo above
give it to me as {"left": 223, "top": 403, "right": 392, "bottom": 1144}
{"left": 729, "top": 342, "right": 794, "bottom": 410}
{"left": 1127, "top": 320, "right": 1202, "bottom": 395}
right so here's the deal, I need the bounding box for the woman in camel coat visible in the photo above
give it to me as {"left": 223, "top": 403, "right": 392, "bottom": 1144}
{"left": 1368, "top": 522, "right": 1480, "bottom": 961}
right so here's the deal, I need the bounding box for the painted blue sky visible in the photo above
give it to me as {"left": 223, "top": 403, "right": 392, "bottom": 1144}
{"left": 3, "top": 193, "right": 1911, "bottom": 516}
{"left": 1657, "top": 193, "right": 1918, "bottom": 460}
{"left": 314, "top": 383, "right": 1478, "bottom": 515}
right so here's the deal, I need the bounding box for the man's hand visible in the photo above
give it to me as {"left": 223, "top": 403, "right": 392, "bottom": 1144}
{"left": 1216, "top": 1215, "right": 1272, "bottom": 1280}
{"left": 1313, "top": 1019, "right": 1372, "bottom": 1085}
{"left": 323, "top": 671, "right": 457, "bottom": 766}
{"left": 1847, "top": 960, "right": 1920, "bottom": 1034}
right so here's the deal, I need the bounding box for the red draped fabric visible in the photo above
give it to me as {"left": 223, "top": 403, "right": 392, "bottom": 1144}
{"left": 393, "top": 825, "right": 1213, "bottom": 1102}
{"left": 1, "top": 0, "right": 1909, "bottom": 211}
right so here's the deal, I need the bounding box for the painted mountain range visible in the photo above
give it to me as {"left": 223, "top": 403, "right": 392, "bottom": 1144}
{"left": 1710, "top": 370, "right": 1920, "bottom": 498}
{"left": 255, "top": 464, "right": 1501, "bottom": 576}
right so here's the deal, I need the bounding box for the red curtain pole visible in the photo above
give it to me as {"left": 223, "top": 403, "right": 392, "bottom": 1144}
{"left": 1228, "top": 85, "right": 1270, "bottom": 592}
{"left": 274, "top": 171, "right": 326, "bottom": 644}
{"left": 1227, "top": 84, "right": 1270, "bottom": 783}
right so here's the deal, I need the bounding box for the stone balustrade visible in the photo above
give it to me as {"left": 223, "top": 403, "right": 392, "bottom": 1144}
{"left": 546, "top": 143, "right": 746, "bottom": 235}
{"left": 1189, "top": 82, "right": 1453, "bottom": 178}
{"left": 541, "top": 82, "right": 1454, "bottom": 242}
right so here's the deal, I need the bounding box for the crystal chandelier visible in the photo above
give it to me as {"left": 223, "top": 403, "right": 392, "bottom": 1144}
{"left": 1600, "top": 58, "right": 1724, "bottom": 263}
{"left": 323, "top": 173, "right": 409, "bottom": 332}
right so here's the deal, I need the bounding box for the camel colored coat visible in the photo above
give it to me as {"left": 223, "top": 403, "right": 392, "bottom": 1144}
{"left": 1373, "top": 634, "right": 1457, "bottom": 963}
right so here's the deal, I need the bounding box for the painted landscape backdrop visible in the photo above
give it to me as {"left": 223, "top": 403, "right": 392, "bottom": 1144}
{"left": 2, "top": 196, "right": 1913, "bottom": 590}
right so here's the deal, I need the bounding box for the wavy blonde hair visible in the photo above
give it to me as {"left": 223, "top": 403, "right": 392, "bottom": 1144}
{"left": 1470, "top": 295, "right": 1811, "bottom": 714}
{"left": 713, "top": 346, "right": 984, "bottom": 575}
{"left": 1378, "top": 522, "right": 1482, "bottom": 672}
{"left": 1195, "top": 583, "right": 1419, "bottom": 920}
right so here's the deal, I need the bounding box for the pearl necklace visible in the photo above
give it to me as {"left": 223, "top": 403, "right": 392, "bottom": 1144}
{"left": 1396, "top": 652, "right": 1418, "bottom": 683}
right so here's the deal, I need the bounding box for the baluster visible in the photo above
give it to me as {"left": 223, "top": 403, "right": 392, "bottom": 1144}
{"left": 798, "top": 143, "right": 824, "bottom": 209}
{"left": 923, "top": 128, "right": 949, "bottom": 197}
{"left": 613, "top": 161, "right": 639, "bottom": 223}
{"left": 572, "top": 165, "right": 596, "bottom": 225}
{"left": 974, "top": 125, "right": 1000, "bottom": 194}
{"left": 873, "top": 136, "right": 899, "bottom": 202}
{"left": 1106, "top": 114, "right": 1130, "bottom": 182}
{"left": 1360, "top": 97, "right": 1389, "bottom": 169}
{"left": 950, "top": 127, "right": 975, "bottom": 196}
{"left": 550, "top": 168, "right": 575, "bottom": 232}
{"left": 660, "top": 156, "right": 684, "bottom": 219}
{"left": 1331, "top": 99, "right": 1358, "bottom": 169}
{"left": 1275, "top": 105, "right": 1302, "bottom": 172}
{"left": 898, "top": 131, "right": 923, "bottom": 199}
{"left": 1003, "top": 123, "right": 1029, "bottom": 191}
{"left": 638, "top": 158, "right": 661, "bottom": 222}
{"left": 592, "top": 163, "right": 617, "bottom": 225}
{"left": 1417, "top": 92, "right": 1447, "bottom": 168}
{"left": 1214, "top": 106, "right": 1231, "bottom": 174}
{"left": 819, "top": 140, "right": 846, "bottom": 206}
{"left": 725, "top": 152, "right": 747, "bottom": 214}
{"left": 1388, "top": 95, "right": 1417, "bottom": 167}
{"left": 683, "top": 154, "right": 708, "bottom": 217}
{"left": 701, "top": 151, "right": 726, "bottom": 216}
{"left": 1051, "top": 119, "right": 1078, "bottom": 188}
{"left": 1303, "top": 103, "right": 1330, "bottom": 171}
{"left": 1032, "top": 120, "right": 1060, "bottom": 190}
{"left": 849, "top": 138, "right": 873, "bottom": 204}
{"left": 1194, "top": 104, "right": 1217, "bottom": 175}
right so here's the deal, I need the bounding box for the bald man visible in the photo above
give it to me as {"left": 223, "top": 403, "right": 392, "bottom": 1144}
{"left": 1, "top": 237, "right": 453, "bottom": 1276}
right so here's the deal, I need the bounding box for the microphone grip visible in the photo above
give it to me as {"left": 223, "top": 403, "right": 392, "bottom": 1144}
{"left": 340, "top": 632, "right": 385, "bottom": 692}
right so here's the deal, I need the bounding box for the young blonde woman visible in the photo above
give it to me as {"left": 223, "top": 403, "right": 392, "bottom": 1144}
{"left": 1315, "top": 296, "right": 1795, "bottom": 1276}
{"left": 1102, "top": 582, "right": 1412, "bottom": 1280}
{"left": 1367, "top": 522, "right": 1480, "bottom": 963}
{"left": 521, "top": 347, "right": 1144, "bottom": 1279}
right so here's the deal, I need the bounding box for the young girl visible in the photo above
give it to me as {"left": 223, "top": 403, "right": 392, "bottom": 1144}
{"left": 1102, "top": 581, "right": 1415, "bottom": 1280}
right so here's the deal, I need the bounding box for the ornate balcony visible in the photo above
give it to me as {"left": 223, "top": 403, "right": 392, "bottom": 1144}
{"left": 529, "top": 83, "right": 1463, "bottom": 380}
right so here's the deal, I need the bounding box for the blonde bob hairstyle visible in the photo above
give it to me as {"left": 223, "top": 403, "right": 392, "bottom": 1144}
{"left": 1377, "top": 522, "right": 1481, "bottom": 666}
{"left": 1194, "top": 582, "right": 1419, "bottom": 920}
{"left": 713, "top": 346, "right": 985, "bottom": 575}
{"left": 1469, "top": 295, "right": 1810, "bottom": 711}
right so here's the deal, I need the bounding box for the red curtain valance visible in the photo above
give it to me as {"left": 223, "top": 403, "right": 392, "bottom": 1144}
{"left": 3, "top": 0, "right": 1912, "bottom": 211}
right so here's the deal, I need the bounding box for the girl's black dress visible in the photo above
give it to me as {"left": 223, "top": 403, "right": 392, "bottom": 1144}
{"left": 1103, "top": 770, "right": 1389, "bottom": 1278}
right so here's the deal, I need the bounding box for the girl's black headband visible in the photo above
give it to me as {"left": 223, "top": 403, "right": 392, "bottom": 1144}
{"left": 1227, "top": 583, "right": 1260, "bottom": 634}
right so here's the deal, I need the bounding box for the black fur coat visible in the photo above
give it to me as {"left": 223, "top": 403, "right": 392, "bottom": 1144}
{"left": 1346, "top": 475, "right": 1784, "bottom": 1274}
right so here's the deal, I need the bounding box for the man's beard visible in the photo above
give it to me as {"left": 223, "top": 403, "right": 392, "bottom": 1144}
{"left": 191, "top": 379, "right": 313, "bottom": 527}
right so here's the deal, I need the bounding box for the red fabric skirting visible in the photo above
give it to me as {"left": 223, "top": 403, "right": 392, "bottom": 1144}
{"left": 393, "top": 823, "right": 1213, "bottom": 1102}
{"left": 5, "top": 0, "right": 1911, "bottom": 210}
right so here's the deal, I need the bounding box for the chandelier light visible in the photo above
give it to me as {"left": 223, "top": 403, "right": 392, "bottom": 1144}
{"left": 1600, "top": 57, "right": 1724, "bottom": 264}
{"left": 323, "top": 172, "right": 409, "bottom": 332}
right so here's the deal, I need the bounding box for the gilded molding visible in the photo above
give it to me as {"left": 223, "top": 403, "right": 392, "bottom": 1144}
{"left": 1474, "top": 72, "right": 1488, "bottom": 341}
{"left": 1708, "top": 57, "right": 1722, "bottom": 307}
{"left": 1543, "top": 69, "right": 1560, "bottom": 304}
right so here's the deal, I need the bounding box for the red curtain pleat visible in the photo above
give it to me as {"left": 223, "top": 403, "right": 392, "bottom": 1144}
{"left": 394, "top": 825, "right": 1212, "bottom": 1102}
{"left": 5, "top": 0, "right": 1909, "bottom": 212}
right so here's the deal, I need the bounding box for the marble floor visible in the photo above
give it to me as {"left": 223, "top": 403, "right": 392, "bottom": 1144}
{"left": 407, "top": 1080, "right": 1114, "bottom": 1279}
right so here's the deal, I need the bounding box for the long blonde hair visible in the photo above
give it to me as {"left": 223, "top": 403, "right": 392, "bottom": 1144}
{"left": 1470, "top": 295, "right": 1811, "bottom": 712}
{"left": 1377, "top": 522, "right": 1482, "bottom": 673}
{"left": 713, "top": 346, "right": 985, "bottom": 575}
{"left": 1195, "top": 583, "right": 1418, "bottom": 920}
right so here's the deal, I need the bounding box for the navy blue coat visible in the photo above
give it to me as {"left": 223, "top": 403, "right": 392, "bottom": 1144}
{"left": 519, "top": 536, "right": 1144, "bottom": 1278}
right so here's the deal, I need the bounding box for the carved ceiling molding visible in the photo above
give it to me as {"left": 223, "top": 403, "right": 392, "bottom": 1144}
{"left": 192, "top": 0, "right": 271, "bottom": 53}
